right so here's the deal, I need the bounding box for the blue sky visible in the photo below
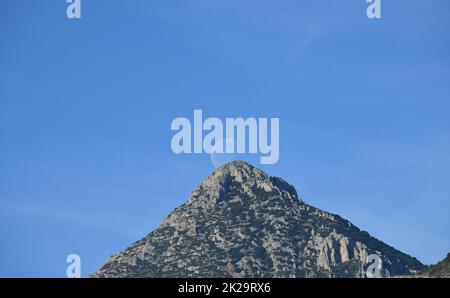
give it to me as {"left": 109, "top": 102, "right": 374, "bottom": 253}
{"left": 1, "top": 0, "right": 449, "bottom": 277}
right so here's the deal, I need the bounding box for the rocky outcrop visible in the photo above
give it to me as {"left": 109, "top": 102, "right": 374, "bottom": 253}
{"left": 92, "top": 161, "right": 425, "bottom": 277}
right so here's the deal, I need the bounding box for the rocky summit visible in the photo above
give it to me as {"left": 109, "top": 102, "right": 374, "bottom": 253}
{"left": 92, "top": 161, "right": 425, "bottom": 277}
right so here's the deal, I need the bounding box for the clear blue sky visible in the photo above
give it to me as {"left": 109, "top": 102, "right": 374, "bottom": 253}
{"left": 1, "top": 1, "right": 449, "bottom": 277}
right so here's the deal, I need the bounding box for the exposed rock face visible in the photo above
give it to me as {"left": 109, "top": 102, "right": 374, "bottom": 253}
{"left": 92, "top": 161, "right": 424, "bottom": 277}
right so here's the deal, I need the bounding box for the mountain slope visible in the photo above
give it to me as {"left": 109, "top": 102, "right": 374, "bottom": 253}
{"left": 420, "top": 253, "right": 450, "bottom": 278}
{"left": 92, "top": 161, "right": 424, "bottom": 277}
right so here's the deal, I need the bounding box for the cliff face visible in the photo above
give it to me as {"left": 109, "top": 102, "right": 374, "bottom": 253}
{"left": 92, "top": 161, "right": 424, "bottom": 277}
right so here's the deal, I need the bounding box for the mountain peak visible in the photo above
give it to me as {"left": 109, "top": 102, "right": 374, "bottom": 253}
{"left": 210, "top": 160, "right": 268, "bottom": 183}
{"left": 188, "top": 160, "right": 298, "bottom": 206}
{"left": 217, "top": 160, "right": 255, "bottom": 170}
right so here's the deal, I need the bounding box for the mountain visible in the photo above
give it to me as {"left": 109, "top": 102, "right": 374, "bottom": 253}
{"left": 419, "top": 253, "right": 450, "bottom": 278}
{"left": 92, "top": 161, "right": 424, "bottom": 277}
{"left": 393, "top": 253, "right": 450, "bottom": 278}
